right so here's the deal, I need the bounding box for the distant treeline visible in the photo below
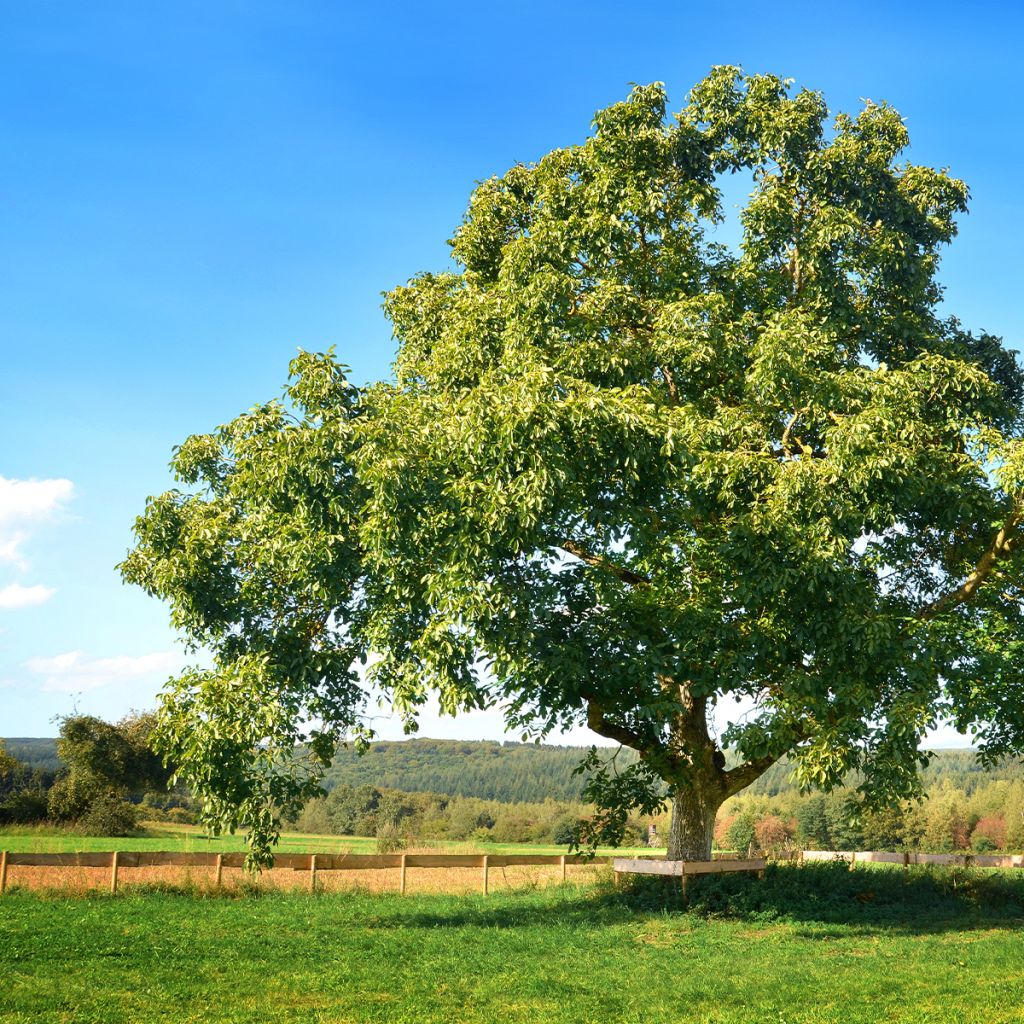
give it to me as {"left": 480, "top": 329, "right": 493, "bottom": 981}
{"left": 10, "top": 735, "right": 1024, "bottom": 806}
{"left": 7, "top": 734, "right": 1024, "bottom": 853}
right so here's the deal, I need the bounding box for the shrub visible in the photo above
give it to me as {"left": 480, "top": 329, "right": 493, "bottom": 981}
{"left": 971, "top": 816, "right": 1006, "bottom": 852}
{"left": 0, "top": 789, "right": 49, "bottom": 824}
{"left": 553, "top": 819, "right": 578, "bottom": 846}
{"left": 375, "top": 822, "right": 408, "bottom": 853}
{"left": 79, "top": 795, "right": 140, "bottom": 836}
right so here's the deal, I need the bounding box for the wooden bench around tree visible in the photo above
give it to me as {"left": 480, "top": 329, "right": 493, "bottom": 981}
{"left": 612, "top": 857, "right": 766, "bottom": 892}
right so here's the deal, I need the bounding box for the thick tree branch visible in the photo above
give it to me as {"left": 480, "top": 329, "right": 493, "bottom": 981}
{"left": 558, "top": 540, "right": 650, "bottom": 587}
{"left": 584, "top": 698, "right": 650, "bottom": 751}
{"left": 721, "top": 754, "right": 778, "bottom": 797}
{"left": 918, "top": 504, "right": 1023, "bottom": 620}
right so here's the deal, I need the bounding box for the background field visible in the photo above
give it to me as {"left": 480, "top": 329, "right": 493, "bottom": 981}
{"left": 2, "top": 863, "right": 1023, "bottom": 1024}
{"left": 0, "top": 821, "right": 657, "bottom": 857}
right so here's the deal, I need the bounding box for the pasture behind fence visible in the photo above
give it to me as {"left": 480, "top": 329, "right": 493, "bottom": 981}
{"left": 0, "top": 849, "right": 631, "bottom": 895}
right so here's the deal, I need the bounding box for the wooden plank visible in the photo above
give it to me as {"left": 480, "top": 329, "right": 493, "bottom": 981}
{"left": 484, "top": 854, "right": 561, "bottom": 866}
{"left": 613, "top": 858, "right": 765, "bottom": 877}
{"left": 309, "top": 854, "right": 318, "bottom": 893}
{"left": 0, "top": 850, "right": 7, "bottom": 894}
{"left": 404, "top": 854, "right": 487, "bottom": 868}
{"left": 482, "top": 854, "right": 489, "bottom": 896}
{"left": 399, "top": 854, "right": 407, "bottom": 895}
{"left": 560, "top": 854, "right": 566, "bottom": 883}
{"left": 215, "top": 854, "right": 223, "bottom": 888}
{"left": 110, "top": 851, "right": 119, "bottom": 894}
{"left": 612, "top": 858, "right": 681, "bottom": 876}
{"left": 307, "top": 854, "right": 403, "bottom": 871}
{"left": 682, "top": 859, "right": 765, "bottom": 875}
{"left": 856, "top": 852, "right": 905, "bottom": 865}
{"left": 8, "top": 852, "right": 118, "bottom": 867}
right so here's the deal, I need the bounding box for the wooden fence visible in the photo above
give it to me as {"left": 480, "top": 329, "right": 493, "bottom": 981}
{"left": 799, "top": 850, "right": 1024, "bottom": 869}
{"left": 0, "top": 850, "right": 633, "bottom": 896}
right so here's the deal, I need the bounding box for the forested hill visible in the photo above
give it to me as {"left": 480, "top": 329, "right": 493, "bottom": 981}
{"left": 322, "top": 740, "right": 606, "bottom": 803}
{"left": 322, "top": 740, "right": 1024, "bottom": 804}
{"left": 8, "top": 736, "right": 1024, "bottom": 804}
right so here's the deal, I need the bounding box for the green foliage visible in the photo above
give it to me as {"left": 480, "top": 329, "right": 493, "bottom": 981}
{"left": 78, "top": 793, "right": 140, "bottom": 837}
{"left": 0, "top": 740, "right": 16, "bottom": 780}
{"left": 794, "top": 795, "right": 829, "bottom": 849}
{"left": 43, "top": 714, "right": 170, "bottom": 835}
{"left": 726, "top": 811, "right": 757, "bottom": 854}
{"left": 122, "top": 68, "right": 1024, "bottom": 863}
{"left": 374, "top": 821, "right": 408, "bottom": 853}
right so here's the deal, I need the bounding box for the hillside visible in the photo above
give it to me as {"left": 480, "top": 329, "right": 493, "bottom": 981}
{"left": 8, "top": 736, "right": 1024, "bottom": 804}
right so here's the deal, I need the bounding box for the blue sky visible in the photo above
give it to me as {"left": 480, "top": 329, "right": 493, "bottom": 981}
{"left": 2, "top": 1, "right": 1021, "bottom": 741}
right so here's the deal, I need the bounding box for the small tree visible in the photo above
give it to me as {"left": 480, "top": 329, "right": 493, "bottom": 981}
{"left": 754, "top": 814, "right": 793, "bottom": 855}
{"left": 122, "top": 68, "right": 1024, "bottom": 865}
{"left": 725, "top": 811, "right": 757, "bottom": 855}
{"left": 795, "top": 795, "right": 830, "bottom": 850}
{"left": 970, "top": 815, "right": 1006, "bottom": 852}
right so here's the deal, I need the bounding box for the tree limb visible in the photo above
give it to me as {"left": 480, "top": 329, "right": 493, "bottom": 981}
{"left": 558, "top": 540, "right": 650, "bottom": 587}
{"left": 918, "top": 504, "right": 1024, "bottom": 620}
{"left": 585, "top": 698, "right": 650, "bottom": 751}
{"left": 721, "top": 754, "right": 779, "bottom": 797}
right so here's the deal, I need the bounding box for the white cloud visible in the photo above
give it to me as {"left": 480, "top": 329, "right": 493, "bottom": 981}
{"left": 0, "top": 583, "right": 55, "bottom": 609}
{"left": 0, "top": 475, "right": 74, "bottom": 605}
{"left": 25, "top": 650, "right": 182, "bottom": 693}
{"left": 0, "top": 476, "right": 74, "bottom": 528}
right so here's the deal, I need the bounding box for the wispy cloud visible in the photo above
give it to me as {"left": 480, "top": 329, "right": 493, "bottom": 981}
{"left": 0, "top": 583, "right": 55, "bottom": 609}
{"left": 25, "top": 650, "right": 182, "bottom": 693}
{"left": 0, "top": 475, "right": 74, "bottom": 605}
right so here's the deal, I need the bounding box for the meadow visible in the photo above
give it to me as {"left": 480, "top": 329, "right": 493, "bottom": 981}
{"left": 2, "top": 863, "right": 1023, "bottom": 1023}
{"left": 0, "top": 821, "right": 656, "bottom": 857}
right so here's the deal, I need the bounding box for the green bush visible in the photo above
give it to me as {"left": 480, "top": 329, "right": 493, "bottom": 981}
{"left": 375, "top": 822, "right": 408, "bottom": 853}
{"left": 78, "top": 794, "right": 140, "bottom": 836}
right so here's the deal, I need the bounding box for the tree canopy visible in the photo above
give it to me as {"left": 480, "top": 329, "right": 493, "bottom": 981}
{"left": 122, "top": 67, "right": 1024, "bottom": 863}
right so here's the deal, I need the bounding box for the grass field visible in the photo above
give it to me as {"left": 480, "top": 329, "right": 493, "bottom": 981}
{"left": 2, "top": 863, "right": 1023, "bottom": 1023}
{"left": 0, "top": 821, "right": 658, "bottom": 857}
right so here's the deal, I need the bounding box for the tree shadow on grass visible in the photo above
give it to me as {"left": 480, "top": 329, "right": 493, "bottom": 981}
{"left": 362, "top": 862, "right": 1024, "bottom": 938}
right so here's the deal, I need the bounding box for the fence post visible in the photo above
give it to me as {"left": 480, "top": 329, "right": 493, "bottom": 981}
{"left": 560, "top": 854, "right": 566, "bottom": 883}
{"left": 0, "top": 850, "right": 7, "bottom": 894}
{"left": 679, "top": 863, "right": 688, "bottom": 899}
{"left": 903, "top": 852, "right": 910, "bottom": 870}
{"left": 848, "top": 852, "right": 857, "bottom": 872}
{"left": 110, "top": 851, "right": 120, "bottom": 895}
{"left": 482, "top": 854, "right": 489, "bottom": 896}
{"left": 309, "top": 854, "right": 318, "bottom": 894}
{"left": 400, "top": 854, "right": 407, "bottom": 895}
{"left": 215, "top": 854, "right": 223, "bottom": 888}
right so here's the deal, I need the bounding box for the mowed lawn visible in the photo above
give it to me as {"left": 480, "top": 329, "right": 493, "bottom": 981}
{"left": 2, "top": 865, "right": 1023, "bottom": 1024}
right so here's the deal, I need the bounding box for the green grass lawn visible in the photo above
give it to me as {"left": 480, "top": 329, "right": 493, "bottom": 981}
{"left": 0, "top": 822, "right": 658, "bottom": 858}
{"left": 2, "top": 863, "right": 1023, "bottom": 1023}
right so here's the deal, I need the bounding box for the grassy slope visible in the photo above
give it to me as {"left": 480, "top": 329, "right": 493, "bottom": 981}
{"left": 2, "top": 864, "right": 1023, "bottom": 1024}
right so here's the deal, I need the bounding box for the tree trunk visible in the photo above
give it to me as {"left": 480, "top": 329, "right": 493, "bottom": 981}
{"left": 666, "top": 779, "right": 724, "bottom": 861}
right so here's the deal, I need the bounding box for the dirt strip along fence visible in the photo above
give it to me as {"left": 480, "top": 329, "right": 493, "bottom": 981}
{"left": 0, "top": 850, "right": 653, "bottom": 896}
{"left": 799, "top": 850, "right": 1024, "bottom": 869}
